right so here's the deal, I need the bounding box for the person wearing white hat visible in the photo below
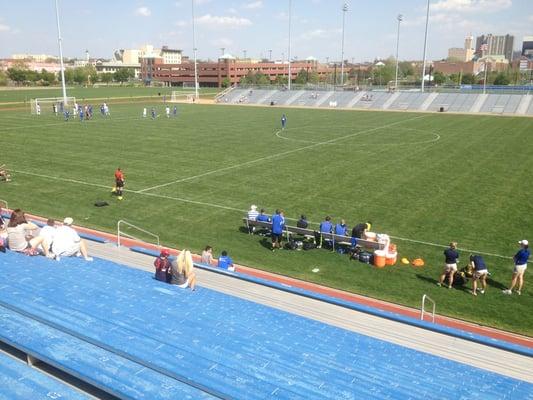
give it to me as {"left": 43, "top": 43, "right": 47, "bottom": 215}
{"left": 503, "top": 240, "right": 530, "bottom": 296}
{"left": 51, "top": 217, "right": 93, "bottom": 261}
{"left": 246, "top": 205, "right": 260, "bottom": 234}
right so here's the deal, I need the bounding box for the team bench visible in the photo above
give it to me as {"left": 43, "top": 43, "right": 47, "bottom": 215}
{"left": 242, "top": 218, "right": 384, "bottom": 251}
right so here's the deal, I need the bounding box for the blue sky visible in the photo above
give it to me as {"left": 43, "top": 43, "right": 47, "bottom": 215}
{"left": 0, "top": 0, "right": 531, "bottom": 62}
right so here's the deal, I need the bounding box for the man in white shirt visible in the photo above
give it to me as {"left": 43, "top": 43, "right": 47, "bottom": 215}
{"left": 52, "top": 217, "right": 93, "bottom": 261}
{"left": 39, "top": 219, "right": 57, "bottom": 253}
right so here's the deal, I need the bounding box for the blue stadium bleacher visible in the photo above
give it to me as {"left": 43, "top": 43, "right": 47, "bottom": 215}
{"left": 0, "top": 251, "right": 532, "bottom": 399}
{"left": 0, "top": 351, "right": 89, "bottom": 400}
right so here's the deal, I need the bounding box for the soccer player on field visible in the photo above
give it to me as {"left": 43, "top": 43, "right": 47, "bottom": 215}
{"left": 151, "top": 108, "right": 156, "bottom": 119}
{"left": 281, "top": 114, "right": 287, "bottom": 130}
{"left": 36, "top": 103, "right": 41, "bottom": 115}
{"left": 143, "top": 107, "right": 147, "bottom": 118}
{"left": 113, "top": 167, "right": 125, "bottom": 200}
{"left": 173, "top": 105, "right": 177, "bottom": 117}
{"left": 79, "top": 107, "right": 84, "bottom": 122}
{"left": 166, "top": 106, "right": 170, "bottom": 118}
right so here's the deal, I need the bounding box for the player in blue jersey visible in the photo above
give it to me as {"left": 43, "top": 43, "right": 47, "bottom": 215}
{"left": 281, "top": 114, "right": 287, "bottom": 130}
{"left": 79, "top": 107, "right": 84, "bottom": 121}
{"left": 151, "top": 107, "right": 156, "bottom": 119}
{"left": 503, "top": 240, "right": 530, "bottom": 296}
{"left": 173, "top": 105, "right": 178, "bottom": 117}
{"left": 271, "top": 209, "right": 285, "bottom": 251}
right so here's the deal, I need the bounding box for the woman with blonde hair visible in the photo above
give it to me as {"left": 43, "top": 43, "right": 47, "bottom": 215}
{"left": 170, "top": 249, "right": 197, "bottom": 290}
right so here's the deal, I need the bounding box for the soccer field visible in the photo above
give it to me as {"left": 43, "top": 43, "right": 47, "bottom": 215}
{"left": 2, "top": 103, "right": 532, "bottom": 335}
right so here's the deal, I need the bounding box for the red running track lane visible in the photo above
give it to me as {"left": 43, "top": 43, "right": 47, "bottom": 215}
{"left": 20, "top": 211, "right": 533, "bottom": 349}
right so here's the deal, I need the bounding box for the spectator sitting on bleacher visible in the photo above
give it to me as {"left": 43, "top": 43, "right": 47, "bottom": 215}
{"left": 201, "top": 245, "right": 214, "bottom": 265}
{"left": 352, "top": 221, "right": 372, "bottom": 239}
{"left": 170, "top": 250, "right": 197, "bottom": 290}
{"left": 51, "top": 217, "right": 93, "bottom": 261}
{"left": 335, "top": 219, "right": 348, "bottom": 236}
{"left": 271, "top": 209, "right": 285, "bottom": 251}
{"left": 39, "top": 219, "right": 56, "bottom": 254}
{"left": 218, "top": 250, "right": 235, "bottom": 272}
{"left": 256, "top": 209, "right": 271, "bottom": 222}
{"left": 297, "top": 215, "right": 308, "bottom": 228}
{"left": 7, "top": 209, "right": 54, "bottom": 258}
{"left": 317, "top": 216, "right": 333, "bottom": 249}
{"left": 154, "top": 249, "right": 171, "bottom": 283}
{"left": 0, "top": 209, "right": 7, "bottom": 250}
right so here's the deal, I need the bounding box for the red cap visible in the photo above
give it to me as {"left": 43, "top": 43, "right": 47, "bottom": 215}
{"left": 160, "top": 249, "right": 170, "bottom": 257}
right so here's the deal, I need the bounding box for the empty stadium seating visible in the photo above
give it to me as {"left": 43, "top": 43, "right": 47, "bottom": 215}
{"left": 219, "top": 88, "right": 533, "bottom": 116}
{"left": 0, "top": 250, "right": 532, "bottom": 399}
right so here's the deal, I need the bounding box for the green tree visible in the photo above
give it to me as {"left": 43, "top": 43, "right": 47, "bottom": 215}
{"left": 40, "top": 69, "right": 56, "bottom": 85}
{"left": 461, "top": 73, "right": 476, "bottom": 84}
{"left": 99, "top": 72, "right": 114, "bottom": 84}
{"left": 113, "top": 68, "right": 135, "bottom": 84}
{"left": 255, "top": 72, "right": 270, "bottom": 85}
{"left": 493, "top": 73, "right": 510, "bottom": 86}
{"left": 221, "top": 77, "right": 231, "bottom": 88}
{"left": 7, "top": 67, "right": 28, "bottom": 84}
{"left": 274, "top": 75, "right": 288, "bottom": 85}
{"left": 398, "top": 61, "right": 414, "bottom": 78}
{"left": 294, "top": 68, "right": 308, "bottom": 84}
{"left": 0, "top": 70, "right": 7, "bottom": 86}
{"left": 432, "top": 71, "right": 446, "bottom": 85}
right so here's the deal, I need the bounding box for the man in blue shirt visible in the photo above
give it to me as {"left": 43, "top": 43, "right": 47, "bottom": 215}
{"left": 334, "top": 219, "right": 348, "bottom": 236}
{"left": 470, "top": 254, "right": 488, "bottom": 296}
{"left": 503, "top": 240, "right": 530, "bottom": 296}
{"left": 318, "top": 216, "right": 333, "bottom": 248}
{"left": 151, "top": 108, "right": 156, "bottom": 119}
{"left": 281, "top": 114, "right": 287, "bottom": 130}
{"left": 271, "top": 209, "right": 285, "bottom": 251}
{"left": 438, "top": 242, "right": 459, "bottom": 289}
{"left": 173, "top": 105, "right": 178, "bottom": 117}
{"left": 217, "top": 250, "right": 235, "bottom": 272}
{"left": 256, "top": 209, "right": 271, "bottom": 222}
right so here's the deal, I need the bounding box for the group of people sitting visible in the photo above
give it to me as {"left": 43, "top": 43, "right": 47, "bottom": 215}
{"left": 153, "top": 245, "right": 236, "bottom": 290}
{"left": 247, "top": 204, "right": 372, "bottom": 251}
{"left": 0, "top": 208, "right": 93, "bottom": 262}
{"left": 437, "top": 240, "right": 529, "bottom": 296}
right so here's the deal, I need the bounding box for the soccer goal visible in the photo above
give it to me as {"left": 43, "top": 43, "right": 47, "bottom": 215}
{"left": 169, "top": 91, "right": 197, "bottom": 103}
{"left": 31, "top": 97, "right": 76, "bottom": 115}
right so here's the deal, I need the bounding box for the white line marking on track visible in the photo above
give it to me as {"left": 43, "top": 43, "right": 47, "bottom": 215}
{"left": 138, "top": 115, "right": 426, "bottom": 193}
{"left": 9, "top": 167, "right": 512, "bottom": 260}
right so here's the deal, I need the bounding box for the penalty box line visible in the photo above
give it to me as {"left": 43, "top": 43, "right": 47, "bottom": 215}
{"left": 10, "top": 168, "right": 511, "bottom": 260}
{"left": 137, "top": 115, "right": 427, "bottom": 193}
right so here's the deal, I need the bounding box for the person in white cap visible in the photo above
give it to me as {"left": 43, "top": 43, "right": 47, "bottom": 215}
{"left": 503, "top": 240, "right": 530, "bottom": 295}
{"left": 51, "top": 217, "right": 93, "bottom": 261}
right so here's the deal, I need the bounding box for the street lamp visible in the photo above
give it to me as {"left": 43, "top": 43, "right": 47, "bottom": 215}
{"left": 269, "top": 49, "right": 272, "bottom": 61}
{"left": 394, "top": 14, "right": 403, "bottom": 90}
{"left": 191, "top": 0, "right": 198, "bottom": 99}
{"left": 243, "top": 49, "right": 247, "bottom": 59}
{"left": 340, "top": 3, "right": 348, "bottom": 86}
{"left": 220, "top": 48, "right": 225, "bottom": 55}
{"left": 288, "top": 0, "right": 292, "bottom": 90}
{"left": 54, "top": 0, "right": 68, "bottom": 105}
{"left": 421, "top": 0, "right": 430, "bottom": 92}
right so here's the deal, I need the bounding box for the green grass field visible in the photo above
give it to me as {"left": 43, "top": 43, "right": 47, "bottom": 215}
{"left": 1, "top": 100, "right": 532, "bottom": 336}
{"left": 0, "top": 86, "right": 220, "bottom": 104}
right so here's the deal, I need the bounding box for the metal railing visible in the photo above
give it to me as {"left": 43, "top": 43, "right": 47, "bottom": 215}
{"left": 214, "top": 85, "right": 235, "bottom": 101}
{"left": 420, "top": 294, "right": 436, "bottom": 323}
{"left": 117, "top": 220, "right": 160, "bottom": 249}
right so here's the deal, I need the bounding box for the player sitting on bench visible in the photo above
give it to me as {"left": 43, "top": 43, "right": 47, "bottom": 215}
{"left": 0, "top": 165, "right": 11, "bottom": 182}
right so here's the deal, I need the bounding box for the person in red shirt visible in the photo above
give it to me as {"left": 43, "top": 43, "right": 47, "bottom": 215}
{"left": 154, "top": 249, "right": 171, "bottom": 283}
{"left": 113, "top": 167, "right": 125, "bottom": 200}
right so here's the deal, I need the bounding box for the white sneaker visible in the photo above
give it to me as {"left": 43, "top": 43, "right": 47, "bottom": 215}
{"left": 84, "top": 256, "right": 93, "bottom": 262}
{"left": 480, "top": 290, "right": 485, "bottom": 294}
{"left": 517, "top": 290, "right": 521, "bottom": 296}
{"left": 502, "top": 289, "right": 512, "bottom": 295}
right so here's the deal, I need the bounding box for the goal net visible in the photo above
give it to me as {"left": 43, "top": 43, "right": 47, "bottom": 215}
{"left": 31, "top": 97, "right": 76, "bottom": 115}
{"left": 169, "top": 91, "right": 197, "bottom": 103}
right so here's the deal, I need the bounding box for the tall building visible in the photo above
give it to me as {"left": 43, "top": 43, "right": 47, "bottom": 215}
{"left": 523, "top": 36, "right": 533, "bottom": 59}
{"left": 475, "top": 34, "right": 514, "bottom": 61}
{"left": 447, "top": 35, "right": 474, "bottom": 62}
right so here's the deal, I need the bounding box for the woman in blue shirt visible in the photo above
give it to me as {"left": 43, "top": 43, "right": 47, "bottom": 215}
{"left": 503, "top": 240, "right": 530, "bottom": 296}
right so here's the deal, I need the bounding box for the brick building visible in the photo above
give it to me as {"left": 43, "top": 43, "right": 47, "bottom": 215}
{"left": 141, "top": 56, "right": 331, "bottom": 87}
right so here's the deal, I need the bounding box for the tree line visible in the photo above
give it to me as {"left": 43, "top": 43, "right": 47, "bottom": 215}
{"left": 0, "top": 64, "right": 135, "bottom": 86}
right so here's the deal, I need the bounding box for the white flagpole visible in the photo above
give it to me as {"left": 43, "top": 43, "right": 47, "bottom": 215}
{"left": 421, "top": 0, "right": 430, "bottom": 92}
{"left": 288, "top": 0, "right": 292, "bottom": 90}
{"left": 192, "top": 0, "right": 199, "bottom": 99}
{"left": 54, "top": 0, "right": 68, "bottom": 105}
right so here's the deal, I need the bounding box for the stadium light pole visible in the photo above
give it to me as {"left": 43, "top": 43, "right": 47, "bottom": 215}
{"left": 340, "top": 3, "right": 348, "bottom": 86}
{"left": 54, "top": 0, "right": 68, "bottom": 106}
{"left": 394, "top": 14, "right": 403, "bottom": 90}
{"left": 287, "top": 0, "right": 292, "bottom": 90}
{"left": 421, "top": 0, "right": 430, "bottom": 92}
{"left": 191, "top": 0, "right": 199, "bottom": 99}
{"left": 269, "top": 49, "right": 272, "bottom": 61}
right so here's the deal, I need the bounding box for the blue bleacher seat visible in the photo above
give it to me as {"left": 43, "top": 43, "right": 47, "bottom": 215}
{"left": 0, "top": 251, "right": 531, "bottom": 399}
{"left": 0, "top": 351, "right": 89, "bottom": 400}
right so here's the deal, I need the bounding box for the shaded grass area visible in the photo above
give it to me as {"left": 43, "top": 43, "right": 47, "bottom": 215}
{"left": 0, "top": 86, "right": 220, "bottom": 104}
{"left": 1, "top": 103, "right": 532, "bottom": 336}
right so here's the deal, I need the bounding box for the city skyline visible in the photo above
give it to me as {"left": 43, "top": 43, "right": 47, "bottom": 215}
{"left": 1, "top": 0, "right": 532, "bottom": 62}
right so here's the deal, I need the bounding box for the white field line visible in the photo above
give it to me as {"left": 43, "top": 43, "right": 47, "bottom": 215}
{"left": 138, "top": 115, "right": 426, "bottom": 193}
{"left": 10, "top": 168, "right": 512, "bottom": 260}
